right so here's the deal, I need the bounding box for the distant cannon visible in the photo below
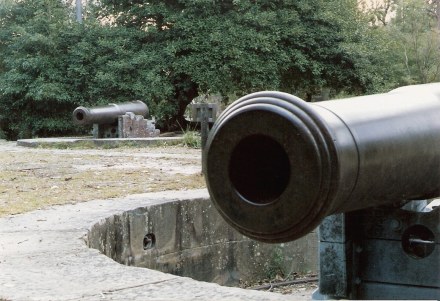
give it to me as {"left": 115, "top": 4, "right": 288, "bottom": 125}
{"left": 203, "top": 83, "right": 440, "bottom": 300}
{"left": 73, "top": 100, "right": 148, "bottom": 126}
{"left": 72, "top": 101, "right": 159, "bottom": 138}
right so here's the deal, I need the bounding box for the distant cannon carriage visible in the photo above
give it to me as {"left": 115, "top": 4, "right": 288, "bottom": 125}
{"left": 204, "top": 83, "right": 440, "bottom": 300}
{"left": 72, "top": 101, "right": 159, "bottom": 138}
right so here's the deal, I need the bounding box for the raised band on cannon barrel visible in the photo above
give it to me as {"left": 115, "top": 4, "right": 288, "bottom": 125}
{"left": 203, "top": 83, "right": 440, "bottom": 300}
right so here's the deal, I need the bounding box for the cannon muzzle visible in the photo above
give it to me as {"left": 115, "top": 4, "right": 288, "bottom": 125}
{"left": 72, "top": 100, "right": 149, "bottom": 126}
{"left": 204, "top": 83, "right": 440, "bottom": 243}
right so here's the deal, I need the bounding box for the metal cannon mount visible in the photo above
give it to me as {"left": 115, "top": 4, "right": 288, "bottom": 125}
{"left": 203, "top": 83, "right": 440, "bottom": 300}
{"left": 316, "top": 200, "right": 439, "bottom": 299}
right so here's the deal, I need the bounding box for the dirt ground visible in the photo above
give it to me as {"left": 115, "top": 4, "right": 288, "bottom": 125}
{"left": 0, "top": 140, "right": 204, "bottom": 217}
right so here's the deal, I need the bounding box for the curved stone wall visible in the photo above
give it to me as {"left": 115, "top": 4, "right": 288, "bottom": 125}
{"left": 87, "top": 197, "right": 317, "bottom": 286}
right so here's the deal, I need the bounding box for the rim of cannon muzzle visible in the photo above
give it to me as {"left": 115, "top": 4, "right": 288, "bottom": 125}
{"left": 72, "top": 106, "right": 91, "bottom": 126}
{"left": 203, "top": 91, "right": 342, "bottom": 243}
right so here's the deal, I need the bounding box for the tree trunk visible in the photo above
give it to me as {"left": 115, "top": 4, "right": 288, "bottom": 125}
{"left": 171, "top": 76, "right": 199, "bottom": 131}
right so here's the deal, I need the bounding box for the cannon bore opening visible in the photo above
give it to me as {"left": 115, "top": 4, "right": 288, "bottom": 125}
{"left": 75, "top": 112, "right": 84, "bottom": 121}
{"left": 229, "top": 134, "right": 290, "bottom": 205}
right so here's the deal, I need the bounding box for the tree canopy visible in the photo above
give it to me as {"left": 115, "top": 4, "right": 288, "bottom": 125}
{"left": 99, "top": 0, "right": 390, "bottom": 102}
{"left": 0, "top": 0, "right": 154, "bottom": 138}
{"left": 0, "top": 0, "right": 437, "bottom": 139}
{"left": 0, "top": 0, "right": 75, "bottom": 138}
{"left": 392, "top": 0, "right": 440, "bottom": 83}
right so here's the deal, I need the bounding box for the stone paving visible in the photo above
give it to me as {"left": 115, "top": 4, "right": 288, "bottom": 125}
{"left": 0, "top": 189, "right": 313, "bottom": 301}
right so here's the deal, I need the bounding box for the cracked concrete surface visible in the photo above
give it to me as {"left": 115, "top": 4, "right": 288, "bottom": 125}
{"left": 0, "top": 189, "right": 313, "bottom": 301}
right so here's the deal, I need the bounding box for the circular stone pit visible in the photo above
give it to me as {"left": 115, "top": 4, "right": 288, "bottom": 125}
{"left": 87, "top": 196, "right": 317, "bottom": 287}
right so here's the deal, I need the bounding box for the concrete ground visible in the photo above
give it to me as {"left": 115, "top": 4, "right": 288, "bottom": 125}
{"left": 0, "top": 140, "right": 315, "bottom": 301}
{"left": 0, "top": 189, "right": 314, "bottom": 301}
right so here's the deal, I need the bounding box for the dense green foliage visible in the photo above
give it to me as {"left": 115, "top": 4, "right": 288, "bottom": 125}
{"left": 392, "top": 0, "right": 440, "bottom": 83}
{"left": 0, "top": 0, "right": 74, "bottom": 138}
{"left": 0, "top": 0, "right": 438, "bottom": 139}
{"left": 98, "top": 0, "right": 390, "bottom": 101}
{"left": 360, "top": 0, "right": 440, "bottom": 85}
{"left": 0, "top": 0, "right": 158, "bottom": 138}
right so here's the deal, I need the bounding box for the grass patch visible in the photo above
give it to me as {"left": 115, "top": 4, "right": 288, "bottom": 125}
{"left": 0, "top": 146, "right": 204, "bottom": 217}
{"left": 182, "top": 131, "right": 201, "bottom": 148}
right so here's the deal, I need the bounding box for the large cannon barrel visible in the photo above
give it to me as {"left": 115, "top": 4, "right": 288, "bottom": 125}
{"left": 72, "top": 100, "right": 149, "bottom": 126}
{"left": 204, "top": 83, "right": 440, "bottom": 243}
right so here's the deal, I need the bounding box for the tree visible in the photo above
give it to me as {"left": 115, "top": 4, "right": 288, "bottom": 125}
{"left": 426, "top": 0, "right": 440, "bottom": 30}
{"left": 358, "top": 0, "right": 398, "bottom": 26}
{"left": 98, "top": 0, "right": 389, "bottom": 126}
{"left": 391, "top": 0, "right": 440, "bottom": 83}
{"left": 0, "top": 0, "right": 157, "bottom": 139}
{"left": 0, "top": 0, "right": 77, "bottom": 138}
{"left": 0, "top": 0, "right": 404, "bottom": 138}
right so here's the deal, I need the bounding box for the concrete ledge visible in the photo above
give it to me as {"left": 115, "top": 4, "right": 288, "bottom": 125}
{"left": 16, "top": 137, "right": 183, "bottom": 148}
{"left": 0, "top": 190, "right": 315, "bottom": 300}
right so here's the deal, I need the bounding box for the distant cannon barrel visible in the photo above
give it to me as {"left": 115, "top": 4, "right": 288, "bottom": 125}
{"left": 72, "top": 100, "right": 149, "bottom": 126}
{"left": 204, "top": 83, "right": 440, "bottom": 243}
